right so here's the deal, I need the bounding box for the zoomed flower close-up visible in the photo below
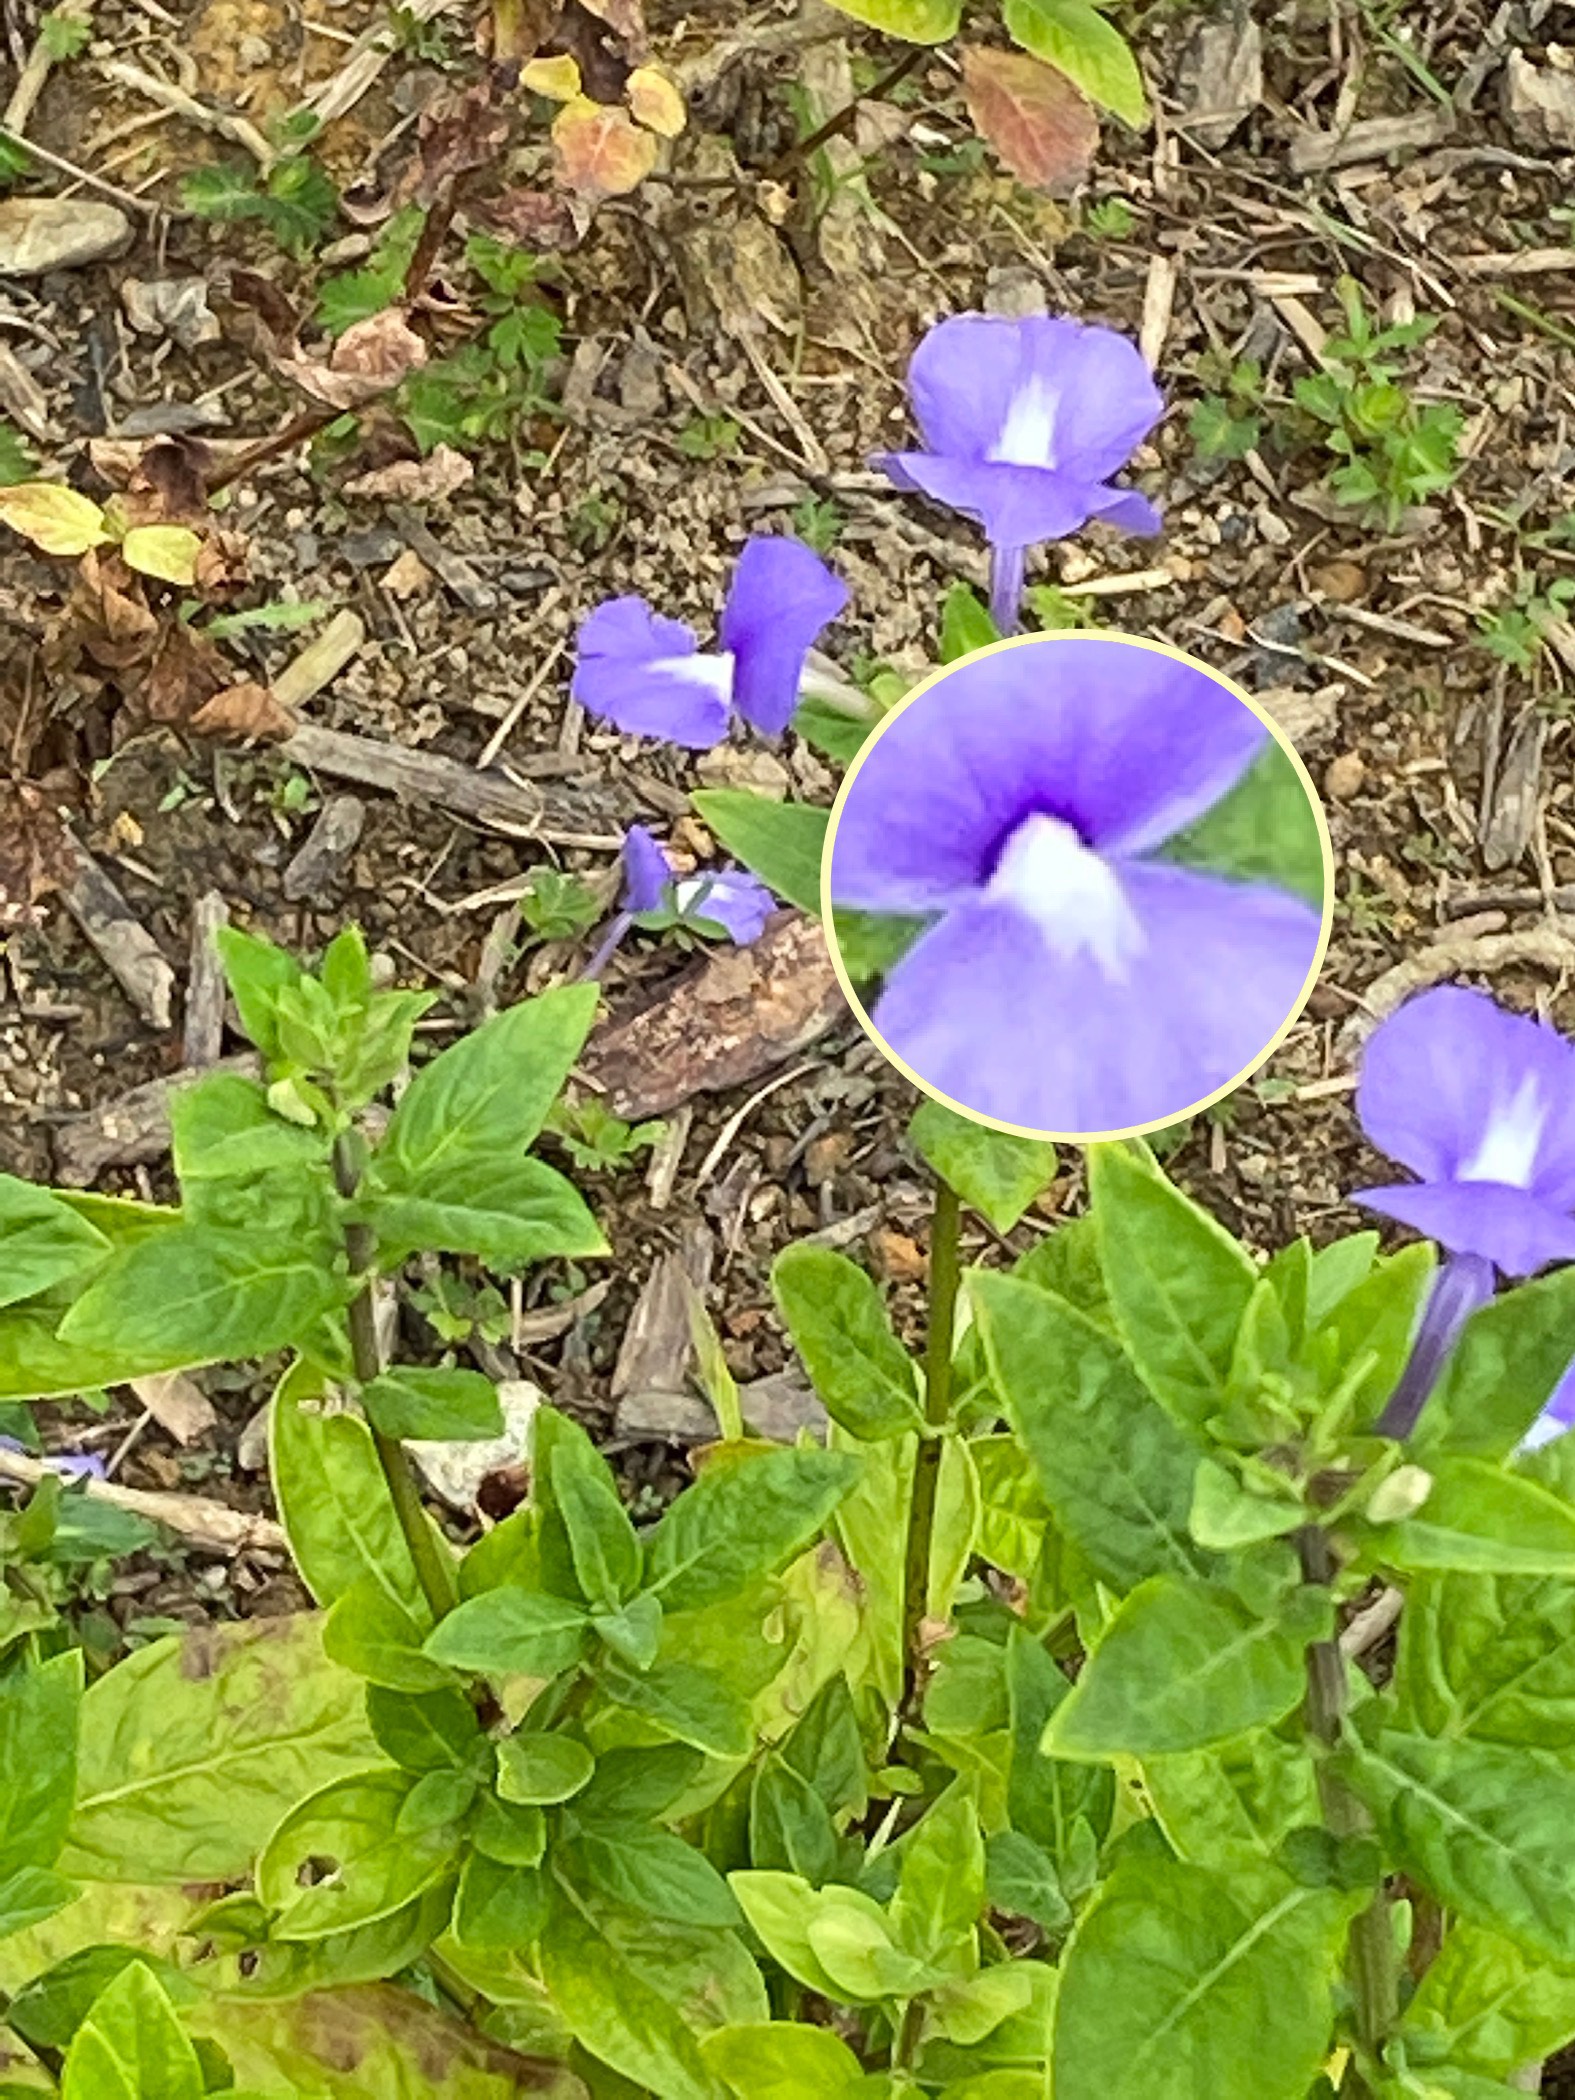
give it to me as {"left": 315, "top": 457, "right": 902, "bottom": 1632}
{"left": 874, "top": 313, "right": 1164, "bottom": 633}
{"left": 571, "top": 534, "right": 848, "bottom": 748}
{"left": 827, "top": 635, "right": 1326, "bottom": 1137}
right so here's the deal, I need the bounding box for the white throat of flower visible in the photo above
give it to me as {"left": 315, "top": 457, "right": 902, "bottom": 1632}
{"left": 988, "top": 375, "right": 1058, "bottom": 469}
{"left": 672, "top": 875, "right": 720, "bottom": 914}
{"left": 1457, "top": 1073, "right": 1547, "bottom": 1188}
{"left": 985, "top": 812, "right": 1144, "bottom": 980}
{"left": 649, "top": 650, "right": 737, "bottom": 702}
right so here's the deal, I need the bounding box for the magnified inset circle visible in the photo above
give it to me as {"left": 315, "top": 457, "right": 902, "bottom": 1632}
{"left": 822, "top": 632, "right": 1333, "bottom": 1141}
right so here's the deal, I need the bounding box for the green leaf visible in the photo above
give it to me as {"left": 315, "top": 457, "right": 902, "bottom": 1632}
{"left": 57, "top": 1220, "right": 343, "bottom": 1374}
{"left": 361, "top": 1366, "right": 504, "bottom": 1443}
{"left": 1399, "top": 1919, "right": 1575, "bottom": 2080}
{"left": 258, "top": 1768, "right": 456, "bottom": 1939}
{"left": 909, "top": 1101, "right": 1056, "bottom": 1232}
{"left": 1045, "top": 1574, "right": 1312, "bottom": 1758}
{"left": 603, "top": 1659, "right": 752, "bottom": 1757}
{"left": 771, "top": 1246, "right": 921, "bottom": 1440}
{"left": 594, "top": 1593, "right": 664, "bottom": 1670}
{"left": 1369, "top": 1458, "right": 1575, "bottom": 1576}
{"left": 1142, "top": 1733, "right": 1321, "bottom": 1868}
{"left": 362, "top": 1154, "right": 608, "bottom": 1272}
{"left": 644, "top": 1445, "right": 861, "bottom": 1612}
{"left": 1396, "top": 1569, "right": 1575, "bottom": 1748}
{"left": 830, "top": 907, "right": 931, "bottom": 987}
{"left": 1308, "top": 1242, "right": 1434, "bottom": 1428}
{"left": 1006, "top": 1624, "right": 1114, "bottom": 1864}
{"left": 271, "top": 1364, "right": 429, "bottom": 1619}
{"left": 376, "top": 985, "right": 600, "bottom": 1186}
{"left": 0, "top": 1178, "right": 108, "bottom": 1309}
{"left": 790, "top": 698, "right": 875, "bottom": 766}
{"left": 7, "top": 1946, "right": 193, "bottom": 2054}
{"left": 1054, "top": 1857, "right": 1352, "bottom": 2100}
{"left": 1088, "top": 1144, "right": 1259, "bottom": 1434}
{"left": 1340, "top": 1731, "right": 1575, "bottom": 1963}
{"left": 1158, "top": 739, "right": 1327, "bottom": 910}
{"left": 1414, "top": 1267, "right": 1575, "bottom": 1459}
{"left": 818, "top": 0, "right": 960, "bottom": 42}
{"left": 689, "top": 792, "right": 827, "bottom": 916}
{"left": 60, "top": 1960, "right": 205, "bottom": 2100}
{"left": 971, "top": 1272, "right": 1216, "bottom": 1592}
{"left": 452, "top": 1852, "right": 547, "bottom": 1949}
{"left": 699, "top": 2023, "right": 864, "bottom": 2100}
{"left": 0, "top": 1866, "right": 76, "bottom": 1941}
{"left": 423, "top": 1589, "right": 589, "bottom": 1678}
{"left": 538, "top": 1887, "right": 734, "bottom": 2100}
{"left": 168, "top": 1072, "right": 329, "bottom": 1188}
{"left": 63, "top": 1616, "right": 380, "bottom": 1882}
{"left": 939, "top": 583, "right": 1001, "bottom": 664}
{"left": 728, "top": 1872, "right": 930, "bottom": 2002}
{"left": 0, "top": 1651, "right": 80, "bottom": 1879}
{"left": 323, "top": 1578, "right": 454, "bottom": 1691}
{"left": 367, "top": 1683, "right": 488, "bottom": 1774}
{"left": 212, "top": 926, "right": 306, "bottom": 1060}
{"left": 551, "top": 1430, "right": 641, "bottom": 1610}
{"left": 1003, "top": 0, "right": 1147, "bottom": 127}
{"left": 569, "top": 1825, "right": 740, "bottom": 1928}
{"left": 495, "top": 1732, "right": 595, "bottom": 1805}
{"left": 889, "top": 1780, "right": 984, "bottom": 1962}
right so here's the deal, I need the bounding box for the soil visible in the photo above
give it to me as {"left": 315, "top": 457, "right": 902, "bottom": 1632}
{"left": 4, "top": 0, "right": 1575, "bottom": 2084}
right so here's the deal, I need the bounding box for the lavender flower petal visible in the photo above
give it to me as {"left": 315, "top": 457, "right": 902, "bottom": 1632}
{"left": 571, "top": 596, "right": 733, "bottom": 749}
{"left": 717, "top": 536, "right": 849, "bottom": 737}
{"left": 675, "top": 869, "right": 774, "bottom": 945}
{"left": 1374, "top": 1250, "right": 1494, "bottom": 1441}
{"left": 867, "top": 864, "right": 1320, "bottom": 1135}
{"left": 829, "top": 640, "right": 1266, "bottom": 915}
{"left": 620, "top": 825, "right": 673, "bottom": 913}
{"left": 1525, "top": 1353, "right": 1575, "bottom": 1449}
{"left": 1352, "top": 1178, "right": 1575, "bottom": 1280}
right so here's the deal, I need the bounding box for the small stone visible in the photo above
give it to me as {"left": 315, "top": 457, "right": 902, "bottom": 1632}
{"left": 1254, "top": 506, "right": 1291, "bottom": 547}
{"left": 695, "top": 745, "right": 792, "bottom": 799}
{"left": 1324, "top": 752, "right": 1365, "bottom": 800}
{"left": 380, "top": 548, "right": 433, "bottom": 599}
{"left": 805, "top": 1131, "right": 852, "bottom": 1187}
{"left": 1310, "top": 559, "right": 1367, "bottom": 603}
{"left": 1502, "top": 48, "right": 1575, "bottom": 152}
{"left": 0, "top": 197, "right": 132, "bottom": 276}
{"left": 121, "top": 275, "right": 221, "bottom": 350}
{"left": 872, "top": 1228, "right": 927, "bottom": 1284}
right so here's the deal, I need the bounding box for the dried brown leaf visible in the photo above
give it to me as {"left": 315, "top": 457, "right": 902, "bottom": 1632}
{"left": 578, "top": 0, "right": 644, "bottom": 50}
{"left": 551, "top": 96, "right": 658, "bottom": 199}
{"left": 279, "top": 309, "right": 428, "bottom": 410}
{"left": 472, "top": 187, "right": 583, "bottom": 253}
{"left": 415, "top": 82, "right": 512, "bottom": 200}
{"left": 0, "top": 780, "right": 75, "bottom": 931}
{"left": 137, "top": 619, "right": 230, "bottom": 725}
{"left": 960, "top": 45, "right": 1098, "bottom": 196}
{"left": 189, "top": 680, "right": 298, "bottom": 743}
{"left": 343, "top": 444, "right": 474, "bottom": 502}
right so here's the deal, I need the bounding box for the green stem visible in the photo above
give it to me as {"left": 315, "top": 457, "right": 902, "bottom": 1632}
{"left": 892, "top": 1996, "right": 925, "bottom": 2071}
{"left": 901, "top": 1178, "right": 962, "bottom": 1709}
{"left": 1298, "top": 1527, "right": 1397, "bottom": 2085}
{"left": 333, "top": 1135, "right": 455, "bottom": 1626}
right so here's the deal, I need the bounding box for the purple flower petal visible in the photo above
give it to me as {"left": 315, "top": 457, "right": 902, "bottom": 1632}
{"left": 1357, "top": 986, "right": 1575, "bottom": 1208}
{"left": 675, "top": 868, "right": 774, "bottom": 945}
{"left": 717, "top": 536, "right": 849, "bottom": 737}
{"left": 1375, "top": 1250, "right": 1492, "bottom": 1440}
{"left": 571, "top": 596, "right": 733, "bottom": 749}
{"left": 1525, "top": 1352, "right": 1575, "bottom": 1448}
{"left": 829, "top": 639, "right": 1266, "bottom": 915}
{"left": 875, "top": 455, "right": 1125, "bottom": 555}
{"left": 866, "top": 863, "right": 1320, "bottom": 1135}
{"left": 1352, "top": 1178, "right": 1575, "bottom": 1280}
{"left": 620, "top": 825, "right": 672, "bottom": 913}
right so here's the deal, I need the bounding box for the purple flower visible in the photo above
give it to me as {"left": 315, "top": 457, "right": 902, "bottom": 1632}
{"left": 572, "top": 537, "right": 849, "bottom": 749}
{"left": 1355, "top": 985, "right": 1575, "bottom": 1440}
{"left": 621, "top": 824, "right": 673, "bottom": 913}
{"left": 0, "top": 1435, "right": 105, "bottom": 1481}
{"left": 670, "top": 869, "right": 774, "bottom": 945}
{"left": 828, "top": 638, "right": 1322, "bottom": 1136}
{"left": 874, "top": 314, "right": 1164, "bottom": 634}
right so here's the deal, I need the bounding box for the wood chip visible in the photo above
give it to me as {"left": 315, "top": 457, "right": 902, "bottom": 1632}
{"left": 583, "top": 912, "right": 848, "bottom": 1119}
{"left": 279, "top": 724, "right": 618, "bottom": 843}
{"left": 0, "top": 1445, "right": 285, "bottom": 1553}
{"left": 0, "top": 339, "right": 52, "bottom": 441}
{"left": 62, "top": 846, "right": 176, "bottom": 1030}
{"left": 54, "top": 1054, "right": 261, "bottom": 1186}
{"left": 393, "top": 513, "right": 497, "bottom": 610}
{"left": 1140, "top": 253, "right": 1177, "bottom": 371}
{"left": 272, "top": 610, "right": 366, "bottom": 710}
{"left": 1338, "top": 923, "right": 1575, "bottom": 1056}
{"left": 183, "top": 889, "right": 230, "bottom": 1067}
{"left": 130, "top": 1371, "right": 218, "bottom": 1446}
{"left": 1480, "top": 705, "right": 1546, "bottom": 873}
{"left": 282, "top": 793, "right": 366, "bottom": 901}
{"left": 611, "top": 1218, "right": 713, "bottom": 1401}
{"left": 1287, "top": 108, "right": 1454, "bottom": 173}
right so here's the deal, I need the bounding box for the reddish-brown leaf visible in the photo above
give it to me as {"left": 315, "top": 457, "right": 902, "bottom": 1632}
{"left": 136, "top": 619, "right": 230, "bottom": 725}
{"left": 960, "top": 45, "right": 1098, "bottom": 195}
{"left": 414, "top": 82, "right": 512, "bottom": 200}
{"left": 188, "top": 681, "right": 298, "bottom": 743}
{"left": 471, "top": 187, "right": 582, "bottom": 253}
{"left": 0, "top": 778, "right": 76, "bottom": 932}
{"left": 279, "top": 308, "right": 428, "bottom": 410}
{"left": 551, "top": 96, "right": 658, "bottom": 200}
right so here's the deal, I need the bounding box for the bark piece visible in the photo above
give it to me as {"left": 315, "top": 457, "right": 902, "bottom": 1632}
{"left": 611, "top": 1218, "right": 713, "bottom": 1400}
{"left": 584, "top": 912, "right": 847, "bottom": 1118}
{"left": 54, "top": 1054, "right": 261, "bottom": 1186}
{"left": 1480, "top": 706, "right": 1546, "bottom": 873}
{"left": 282, "top": 793, "right": 366, "bottom": 901}
{"left": 130, "top": 1370, "right": 218, "bottom": 1446}
{"left": 1288, "top": 109, "right": 1453, "bottom": 173}
{"left": 1177, "top": 0, "right": 1262, "bottom": 145}
{"left": 279, "top": 724, "right": 616, "bottom": 843}
{"left": 62, "top": 848, "right": 176, "bottom": 1030}
{"left": 183, "top": 890, "right": 230, "bottom": 1067}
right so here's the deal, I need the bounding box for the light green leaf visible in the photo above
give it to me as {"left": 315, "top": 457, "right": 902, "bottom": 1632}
{"left": 1370, "top": 1458, "right": 1575, "bottom": 1577}
{"left": 422, "top": 1589, "right": 589, "bottom": 1679}
{"left": 363, "top": 1155, "right": 607, "bottom": 1272}
{"left": 1045, "top": 1574, "right": 1312, "bottom": 1758}
{"left": 1341, "top": 1732, "right": 1575, "bottom": 1963}
{"left": 1415, "top": 1267, "right": 1575, "bottom": 1459}
{"left": 1053, "top": 1857, "right": 1351, "bottom": 2100}
{"left": 452, "top": 1852, "right": 546, "bottom": 1950}
{"left": 0, "top": 1651, "right": 80, "bottom": 1879}
{"left": 377, "top": 985, "right": 600, "bottom": 1185}
{"left": 938, "top": 582, "right": 1001, "bottom": 664}
{"left": 323, "top": 1579, "right": 454, "bottom": 1692}
{"left": 212, "top": 927, "right": 304, "bottom": 1063}
{"left": 771, "top": 1245, "right": 921, "bottom": 1440}
{"left": 973, "top": 1435, "right": 1052, "bottom": 1581}
{"left": 270, "top": 1364, "right": 429, "bottom": 1619}
{"left": 699, "top": 2022, "right": 864, "bottom": 2100}
{"left": 1003, "top": 0, "right": 1147, "bottom": 127}
{"left": 908, "top": 1101, "right": 1056, "bottom": 1232}
{"left": 1309, "top": 1241, "right": 1433, "bottom": 1428}
{"left": 1396, "top": 1569, "right": 1575, "bottom": 1748}
{"left": 568, "top": 1825, "right": 740, "bottom": 1929}
{"left": 602, "top": 1659, "right": 752, "bottom": 1758}
{"left": 120, "top": 524, "right": 202, "bottom": 587}
{"left": 1087, "top": 1144, "right": 1258, "bottom": 1433}
{"left": 1158, "top": 738, "right": 1325, "bottom": 909}
{"left": 551, "top": 1429, "right": 641, "bottom": 1609}
{"left": 817, "top": 0, "right": 960, "bottom": 41}
{"left": 727, "top": 1870, "right": 853, "bottom": 1999}
{"left": 985, "top": 1830, "right": 1070, "bottom": 1932}
{"left": 1399, "top": 1919, "right": 1575, "bottom": 2079}
{"left": 63, "top": 1616, "right": 380, "bottom": 1883}
{"left": 689, "top": 792, "right": 827, "bottom": 916}
{"left": 362, "top": 1366, "right": 503, "bottom": 1444}
{"left": 495, "top": 1732, "right": 594, "bottom": 1806}
{"left": 258, "top": 1769, "right": 456, "bottom": 1939}
{"left": 971, "top": 1272, "right": 1216, "bottom": 1593}
{"left": 0, "top": 1178, "right": 108, "bottom": 1310}
{"left": 889, "top": 1779, "right": 984, "bottom": 1963}
{"left": 60, "top": 1960, "right": 204, "bottom": 2100}
{"left": 1006, "top": 1624, "right": 1114, "bottom": 1865}
{"left": 644, "top": 1445, "right": 861, "bottom": 1613}
{"left": 1143, "top": 1733, "right": 1321, "bottom": 1867}
{"left": 0, "top": 1866, "right": 77, "bottom": 1941}
{"left": 169, "top": 1072, "right": 329, "bottom": 1186}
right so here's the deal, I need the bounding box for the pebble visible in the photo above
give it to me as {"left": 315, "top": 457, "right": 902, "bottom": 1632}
{"left": 1324, "top": 752, "right": 1366, "bottom": 801}
{"left": 1310, "top": 560, "right": 1367, "bottom": 604}
{"left": 872, "top": 1228, "right": 927, "bottom": 1284}
{"left": 0, "top": 198, "right": 132, "bottom": 276}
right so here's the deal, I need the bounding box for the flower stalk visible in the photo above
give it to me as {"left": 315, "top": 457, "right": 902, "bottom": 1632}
{"left": 901, "top": 1176, "right": 962, "bottom": 1710}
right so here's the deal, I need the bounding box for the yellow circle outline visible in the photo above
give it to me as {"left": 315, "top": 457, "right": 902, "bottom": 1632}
{"left": 818, "top": 629, "right": 1337, "bottom": 1144}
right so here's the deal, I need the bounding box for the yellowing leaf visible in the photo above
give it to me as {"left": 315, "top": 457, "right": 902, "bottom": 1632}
{"left": 521, "top": 53, "right": 582, "bottom": 101}
{"left": 551, "top": 96, "right": 659, "bottom": 201}
{"left": 626, "top": 65, "right": 686, "bottom": 139}
{"left": 0, "top": 482, "right": 108, "bottom": 557}
{"left": 121, "top": 525, "right": 202, "bottom": 586}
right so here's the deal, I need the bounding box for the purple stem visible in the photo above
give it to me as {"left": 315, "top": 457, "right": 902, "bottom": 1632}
{"left": 578, "top": 910, "right": 634, "bottom": 984}
{"left": 989, "top": 543, "right": 1027, "bottom": 636}
{"left": 1375, "top": 1251, "right": 1496, "bottom": 1442}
